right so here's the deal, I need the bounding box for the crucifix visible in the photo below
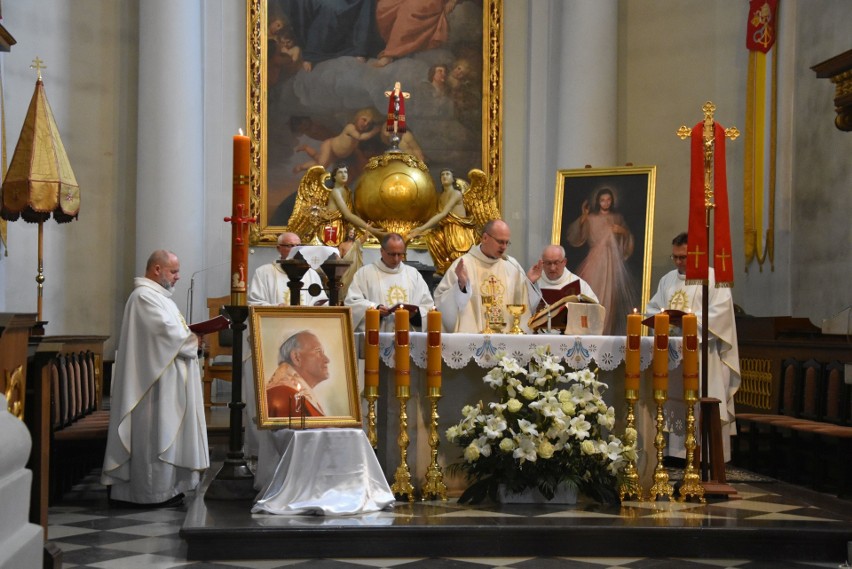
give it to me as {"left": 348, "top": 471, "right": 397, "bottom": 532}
{"left": 676, "top": 101, "right": 739, "bottom": 498}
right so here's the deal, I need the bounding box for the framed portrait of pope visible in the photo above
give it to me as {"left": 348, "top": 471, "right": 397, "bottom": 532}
{"left": 251, "top": 306, "right": 361, "bottom": 429}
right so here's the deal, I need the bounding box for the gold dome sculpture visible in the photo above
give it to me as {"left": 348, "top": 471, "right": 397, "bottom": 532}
{"left": 354, "top": 152, "right": 437, "bottom": 237}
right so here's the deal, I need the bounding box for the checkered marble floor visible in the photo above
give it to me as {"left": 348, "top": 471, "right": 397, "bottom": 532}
{"left": 48, "top": 468, "right": 852, "bottom": 569}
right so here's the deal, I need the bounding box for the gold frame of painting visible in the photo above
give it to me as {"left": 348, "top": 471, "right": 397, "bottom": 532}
{"left": 246, "top": 0, "right": 504, "bottom": 245}
{"left": 251, "top": 305, "right": 361, "bottom": 429}
{"left": 551, "top": 166, "right": 656, "bottom": 335}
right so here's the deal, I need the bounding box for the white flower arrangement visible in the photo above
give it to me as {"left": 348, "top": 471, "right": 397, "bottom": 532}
{"left": 446, "top": 345, "right": 634, "bottom": 504}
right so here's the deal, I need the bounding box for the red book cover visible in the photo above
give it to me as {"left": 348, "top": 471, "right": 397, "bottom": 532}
{"left": 189, "top": 314, "right": 230, "bottom": 335}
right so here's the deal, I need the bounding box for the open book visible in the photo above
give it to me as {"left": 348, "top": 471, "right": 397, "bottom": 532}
{"left": 642, "top": 309, "right": 686, "bottom": 328}
{"left": 389, "top": 303, "right": 422, "bottom": 326}
{"left": 189, "top": 314, "right": 230, "bottom": 335}
{"left": 540, "top": 280, "right": 582, "bottom": 306}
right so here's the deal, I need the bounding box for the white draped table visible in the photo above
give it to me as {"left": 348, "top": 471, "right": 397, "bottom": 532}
{"left": 252, "top": 429, "right": 395, "bottom": 515}
{"left": 357, "top": 332, "right": 683, "bottom": 494}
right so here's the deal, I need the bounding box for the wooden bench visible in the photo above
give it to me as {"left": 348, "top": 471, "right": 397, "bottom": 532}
{"left": 26, "top": 336, "right": 109, "bottom": 510}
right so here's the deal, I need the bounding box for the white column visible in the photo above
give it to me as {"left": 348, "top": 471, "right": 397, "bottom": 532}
{"left": 522, "top": 0, "right": 619, "bottom": 261}
{"left": 555, "top": 0, "right": 618, "bottom": 168}
{"left": 136, "top": 0, "right": 204, "bottom": 290}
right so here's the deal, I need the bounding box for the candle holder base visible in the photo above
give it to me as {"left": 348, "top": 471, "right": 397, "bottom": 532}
{"left": 678, "top": 390, "right": 705, "bottom": 503}
{"left": 391, "top": 388, "right": 415, "bottom": 502}
{"left": 365, "top": 387, "right": 378, "bottom": 449}
{"left": 618, "top": 397, "right": 643, "bottom": 502}
{"left": 649, "top": 394, "right": 674, "bottom": 501}
{"left": 421, "top": 391, "right": 447, "bottom": 501}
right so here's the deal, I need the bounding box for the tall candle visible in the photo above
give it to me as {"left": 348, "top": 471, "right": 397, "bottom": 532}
{"left": 426, "top": 309, "right": 442, "bottom": 389}
{"left": 625, "top": 311, "right": 642, "bottom": 392}
{"left": 229, "top": 131, "right": 251, "bottom": 305}
{"left": 394, "top": 307, "right": 410, "bottom": 387}
{"left": 682, "top": 312, "right": 699, "bottom": 392}
{"left": 365, "top": 308, "right": 380, "bottom": 389}
{"left": 652, "top": 313, "right": 669, "bottom": 391}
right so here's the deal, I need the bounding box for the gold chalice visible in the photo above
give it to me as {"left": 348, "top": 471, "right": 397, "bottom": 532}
{"left": 506, "top": 304, "right": 526, "bottom": 335}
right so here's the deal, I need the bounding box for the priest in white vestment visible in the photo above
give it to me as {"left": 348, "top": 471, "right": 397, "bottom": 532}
{"left": 527, "top": 244, "right": 599, "bottom": 302}
{"left": 244, "top": 233, "right": 327, "bottom": 476}
{"left": 102, "top": 250, "right": 209, "bottom": 506}
{"left": 344, "top": 233, "right": 434, "bottom": 332}
{"left": 434, "top": 219, "right": 536, "bottom": 333}
{"left": 247, "top": 233, "right": 328, "bottom": 307}
{"left": 645, "top": 232, "right": 740, "bottom": 462}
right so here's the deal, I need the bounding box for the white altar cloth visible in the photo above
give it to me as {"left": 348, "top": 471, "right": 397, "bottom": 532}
{"left": 368, "top": 332, "right": 683, "bottom": 371}
{"left": 252, "top": 429, "right": 395, "bottom": 516}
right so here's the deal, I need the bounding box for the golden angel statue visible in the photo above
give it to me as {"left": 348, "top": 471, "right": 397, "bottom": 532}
{"left": 285, "top": 164, "right": 384, "bottom": 246}
{"left": 408, "top": 168, "right": 500, "bottom": 275}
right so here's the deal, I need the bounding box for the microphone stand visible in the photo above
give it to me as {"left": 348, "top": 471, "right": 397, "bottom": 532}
{"left": 186, "top": 261, "right": 230, "bottom": 323}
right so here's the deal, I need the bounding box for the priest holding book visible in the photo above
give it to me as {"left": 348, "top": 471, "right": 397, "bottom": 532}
{"left": 344, "top": 232, "right": 434, "bottom": 332}
{"left": 527, "top": 244, "right": 599, "bottom": 303}
{"left": 527, "top": 244, "right": 602, "bottom": 334}
{"left": 645, "top": 232, "right": 740, "bottom": 463}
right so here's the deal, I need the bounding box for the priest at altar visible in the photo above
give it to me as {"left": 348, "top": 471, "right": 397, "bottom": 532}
{"left": 645, "top": 232, "right": 740, "bottom": 462}
{"left": 247, "top": 232, "right": 327, "bottom": 307}
{"left": 527, "top": 244, "right": 598, "bottom": 302}
{"left": 433, "top": 219, "right": 537, "bottom": 333}
{"left": 344, "top": 233, "right": 434, "bottom": 332}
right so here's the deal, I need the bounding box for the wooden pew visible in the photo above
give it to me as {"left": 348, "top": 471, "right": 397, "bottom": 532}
{"left": 734, "top": 316, "right": 852, "bottom": 491}
{"left": 26, "top": 335, "right": 109, "bottom": 512}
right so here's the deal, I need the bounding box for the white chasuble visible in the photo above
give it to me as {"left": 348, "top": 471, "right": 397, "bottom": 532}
{"left": 646, "top": 268, "right": 741, "bottom": 462}
{"left": 102, "top": 278, "right": 209, "bottom": 504}
{"left": 345, "top": 261, "right": 434, "bottom": 332}
{"left": 434, "top": 246, "right": 533, "bottom": 334}
{"left": 248, "top": 262, "right": 327, "bottom": 308}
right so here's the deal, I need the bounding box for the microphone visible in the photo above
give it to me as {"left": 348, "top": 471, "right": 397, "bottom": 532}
{"left": 500, "top": 256, "right": 555, "bottom": 334}
{"left": 186, "top": 261, "right": 230, "bottom": 323}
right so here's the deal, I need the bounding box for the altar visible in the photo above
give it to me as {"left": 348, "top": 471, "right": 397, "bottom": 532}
{"left": 358, "top": 332, "right": 684, "bottom": 495}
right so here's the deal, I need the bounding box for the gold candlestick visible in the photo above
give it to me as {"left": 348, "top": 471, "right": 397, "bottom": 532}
{"left": 618, "top": 389, "right": 643, "bottom": 502}
{"left": 506, "top": 304, "right": 526, "bottom": 335}
{"left": 391, "top": 385, "right": 415, "bottom": 501}
{"left": 421, "top": 387, "right": 448, "bottom": 501}
{"left": 649, "top": 388, "right": 674, "bottom": 501}
{"left": 677, "top": 389, "right": 705, "bottom": 502}
{"left": 365, "top": 385, "right": 379, "bottom": 449}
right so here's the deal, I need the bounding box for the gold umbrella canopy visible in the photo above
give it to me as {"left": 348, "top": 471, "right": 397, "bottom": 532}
{"left": 1, "top": 76, "right": 80, "bottom": 223}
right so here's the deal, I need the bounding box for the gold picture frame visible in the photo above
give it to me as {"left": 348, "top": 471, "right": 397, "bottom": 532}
{"left": 246, "top": 0, "right": 504, "bottom": 245}
{"left": 251, "top": 306, "right": 361, "bottom": 429}
{"left": 551, "top": 166, "right": 656, "bottom": 336}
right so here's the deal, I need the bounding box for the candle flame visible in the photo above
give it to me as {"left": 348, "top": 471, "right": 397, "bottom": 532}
{"left": 632, "top": 307, "right": 638, "bottom": 314}
{"left": 238, "top": 128, "right": 244, "bottom": 136}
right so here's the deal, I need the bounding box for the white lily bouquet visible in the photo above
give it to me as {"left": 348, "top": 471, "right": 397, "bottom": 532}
{"left": 446, "top": 345, "right": 635, "bottom": 504}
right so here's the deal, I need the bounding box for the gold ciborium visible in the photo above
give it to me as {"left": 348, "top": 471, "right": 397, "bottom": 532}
{"left": 506, "top": 304, "right": 526, "bottom": 335}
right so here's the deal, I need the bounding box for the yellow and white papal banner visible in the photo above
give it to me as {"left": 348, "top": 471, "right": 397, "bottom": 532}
{"left": 744, "top": 0, "right": 779, "bottom": 272}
